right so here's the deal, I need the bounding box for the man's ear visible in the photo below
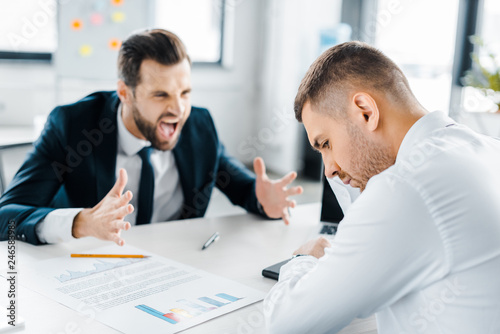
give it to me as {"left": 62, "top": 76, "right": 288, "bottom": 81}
{"left": 351, "top": 92, "right": 380, "bottom": 132}
{"left": 117, "top": 80, "right": 132, "bottom": 105}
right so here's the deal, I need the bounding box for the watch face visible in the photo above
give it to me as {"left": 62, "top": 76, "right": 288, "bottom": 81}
{"left": 292, "top": 254, "right": 309, "bottom": 258}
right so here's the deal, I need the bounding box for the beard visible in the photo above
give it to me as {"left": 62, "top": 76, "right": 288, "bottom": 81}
{"left": 339, "top": 121, "right": 395, "bottom": 192}
{"left": 130, "top": 101, "right": 182, "bottom": 151}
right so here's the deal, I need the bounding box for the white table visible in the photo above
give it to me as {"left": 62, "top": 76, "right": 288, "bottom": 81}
{"left": 0, "top": 127, "right": 38, "bottom": 150}
{"left": 0, "top": 126, "right": 38, "bottom": 194}
{"left": 0, "top": 203, "right": 377, "bottom": 333}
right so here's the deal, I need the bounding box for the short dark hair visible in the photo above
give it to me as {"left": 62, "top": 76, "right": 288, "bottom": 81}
{"left": 118, "top": 29, "right": 191, "bottom": 91}
{"left": 294, "top": 41, "right": 413, "bottom": 122}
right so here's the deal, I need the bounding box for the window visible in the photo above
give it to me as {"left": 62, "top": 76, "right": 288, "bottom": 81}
{"left": 154, "top": 0, "right": 225, "bottom": 64}
{"left": 461, "top": 0, "right": 500, "bottom": 113}
{"left": 0, "top": 0, "right": 226, "bottom": 64}
{"left": 0, "top": 0, "right": 57, "bottom": 60}
{"left": 480, "top": 0, "right": 500, "bottom": 50}
{"left": 374, "top": 0, "right": 460, "bottom": 113}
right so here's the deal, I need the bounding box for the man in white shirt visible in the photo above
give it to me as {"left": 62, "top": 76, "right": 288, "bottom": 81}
{"left": 264, "top": 41, "right": 500, "bottom": 333}
{"left": 0, "top": 29, "right": 302, "bottom": 245}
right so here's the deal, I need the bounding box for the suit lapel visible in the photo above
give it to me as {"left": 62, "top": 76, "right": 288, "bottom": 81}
{"left": 95, "top": 93, "right": 119, "bottom": 201}
{"left": 173, "top": 131, "right": 197, "bottom": 218}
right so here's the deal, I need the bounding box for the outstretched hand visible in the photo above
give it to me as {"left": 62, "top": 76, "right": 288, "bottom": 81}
{"left": 254, "top": 157, "right": 303, "bottom": 225}
{"left": 72, "top": 168, "right": 133, "bottom": 246}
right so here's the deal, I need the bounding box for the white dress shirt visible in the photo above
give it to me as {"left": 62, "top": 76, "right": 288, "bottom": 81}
{"left": 326, "top": 176, "right": 360, "bottom": 213}
{"left": 36, "top": 104, "right": 184, "bottom": 243}
{"left": 264, "top": 111, "right": 500, "bottom": 334}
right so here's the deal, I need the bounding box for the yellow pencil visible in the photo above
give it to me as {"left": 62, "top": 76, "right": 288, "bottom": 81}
{"left": 70, "top": 254, "right": 150, "bottom": 258}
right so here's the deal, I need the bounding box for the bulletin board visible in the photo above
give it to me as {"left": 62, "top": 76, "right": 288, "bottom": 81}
{"left": 56, "top": 0, "right": 150, "bottom": 80}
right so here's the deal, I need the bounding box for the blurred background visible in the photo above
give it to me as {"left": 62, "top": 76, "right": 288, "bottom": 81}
{"left": 0, "top": 0, "right": 499, "bottom": 215}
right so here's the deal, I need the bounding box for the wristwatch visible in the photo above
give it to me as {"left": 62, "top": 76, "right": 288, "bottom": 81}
{"left": 256, "top": 201, "right": 266, "bottom": 216}
{"left": 291, "top": 254, "right": 310, "bottom": 259}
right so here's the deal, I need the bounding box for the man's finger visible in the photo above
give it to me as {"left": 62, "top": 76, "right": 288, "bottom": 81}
{"left": 121, "top": 221, "right": 131, "bottom": 231}
{"left": 113, "top": 190, "right": 133, "bottom": 210}
{"left": 317, "top": 236, "right": 332, "bottom": 248}
{"left": 285, "top": 186, "right": 303, "bottom": 197}
{"left": 116, "top": 204, "right": 134, "bottom": 219}
{"left": 282, "top": 207, "right": 290, "bottom": 225}
{"left": 119, "top": 190, "right": 133, "bottom": 206}
{"left": 108, "top": 225, "right": 126, "bottom": 246}
{"left": 293, "top": 240, "right": 312, "bottom": 255}
{"left": 286, "top": 199, "right": 297, "bottom": 209}
{"left": 278, "top": 171, "right": 297, "bottom": 186}
{"left": 111, "top": 233, "right": 125, "bottom": 246}
{"left": 110, "top": 168, "right": 128, "bottom": 196}
{"left": 253, "top": 157, "right": 266, "bottom": 179}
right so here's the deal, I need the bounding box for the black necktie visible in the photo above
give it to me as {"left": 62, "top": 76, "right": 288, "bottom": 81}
{"left": 136, "top": 147, "right": 154, "bottom": 225}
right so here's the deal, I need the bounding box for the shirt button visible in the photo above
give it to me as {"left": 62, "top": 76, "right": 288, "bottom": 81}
{"left": 21, "top": 234, "right": 26, "bottom": 241}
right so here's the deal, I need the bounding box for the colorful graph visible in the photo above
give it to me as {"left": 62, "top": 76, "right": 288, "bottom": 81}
{"left": 136, "top": 293, "right": 243, "bottom": 325}
{"left": 55, "top": 258, "right": 145, "bottom": 283}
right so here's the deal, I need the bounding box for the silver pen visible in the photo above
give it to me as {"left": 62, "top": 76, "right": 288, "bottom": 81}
{"left": 201, "top": 232, "right": 220, "bottom": 250}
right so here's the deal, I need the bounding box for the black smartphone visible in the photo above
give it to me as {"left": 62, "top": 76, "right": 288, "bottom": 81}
{"left": 262, "top": 259, "right": 291, "bottom": 280}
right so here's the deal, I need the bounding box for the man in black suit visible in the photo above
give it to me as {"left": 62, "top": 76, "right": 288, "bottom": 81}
{"left": 0, "top": 29, "right": 302, "bottom": 245}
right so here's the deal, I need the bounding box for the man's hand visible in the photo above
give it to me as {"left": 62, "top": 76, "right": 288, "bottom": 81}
{"left": 72, "top": 168, "right": 134, "bottom": 246}
{"left": 254, "top": 157, "right": 303, "bottom": 225}
{"left": 293, "top": 236, "right": 332, "bottom": 259}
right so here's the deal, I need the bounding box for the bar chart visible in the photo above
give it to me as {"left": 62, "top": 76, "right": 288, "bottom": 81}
{"left": 135, "top": 293, "right": 243, "bottom": 325}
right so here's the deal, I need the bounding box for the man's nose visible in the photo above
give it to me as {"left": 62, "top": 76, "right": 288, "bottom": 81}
{"left": 323, "top": 156, "right": 340, "bottom": 178}
{"left": 167, "top": 96, "right": 185, "bottom": 117}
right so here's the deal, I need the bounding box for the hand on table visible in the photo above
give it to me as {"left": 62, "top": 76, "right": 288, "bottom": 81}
{"left": 293, "top": 236, "right": 332, "bottom": 259}
{"left": 254, "top": 157, "right": 303, "bottom": 225}
{"left": 72, "top": 168, "right": 133, "bottom": 246}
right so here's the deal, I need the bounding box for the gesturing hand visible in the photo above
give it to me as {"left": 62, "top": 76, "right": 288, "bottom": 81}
{"left": 72, "top": 168, "right": 134, "bottom": 246}
{"left": 254, "top": 157, "right": 303, "bottom": 225}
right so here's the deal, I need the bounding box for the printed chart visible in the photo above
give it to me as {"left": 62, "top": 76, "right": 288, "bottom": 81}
{"left": 55, "top": 258, "right": 144, "bottom": 282}
{"left": 23, "top": 245, "right": 265, "bottom": 334}
{"left": 136, "top": 293, "right": 242, "bottom": 325}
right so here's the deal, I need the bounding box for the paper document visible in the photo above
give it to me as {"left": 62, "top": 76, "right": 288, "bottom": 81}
{"left": 23, "top": 245, "right": 265, "bottom": 334}
{"left": 0, "top": 307, "right": 25, "bottom": 333}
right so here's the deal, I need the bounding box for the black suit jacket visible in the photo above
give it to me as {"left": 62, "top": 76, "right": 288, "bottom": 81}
{"left": 0, "top": 91, "right": 264, "bottom": 244}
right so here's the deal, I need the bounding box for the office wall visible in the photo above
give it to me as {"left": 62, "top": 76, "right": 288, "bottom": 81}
{"left": 257, "top": 0, "right": 343, "bottom": 174}
{"left": 0, "top": 0, "right": 264, "bottom": 165}
{"left": 188, "top": 0, "right": 265, "bottom": 163}
{"left": 0, "top": 62, "right": 56, "bottom": 126}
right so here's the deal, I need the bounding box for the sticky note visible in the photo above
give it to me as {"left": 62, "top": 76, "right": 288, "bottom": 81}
{"left": 90, "top": 13, "right": 104, "bottom": 26}
{"left": 111, "top": 11, "right": 125, "bottom": 23}
{"left": 79, "top": 45, "right": 93, "bottom": 57}
{"left": 71, "top": 19, "right": 83, "bottom": 31}
{"left": 108, "top": 38, "right": 121, "bottom": 51}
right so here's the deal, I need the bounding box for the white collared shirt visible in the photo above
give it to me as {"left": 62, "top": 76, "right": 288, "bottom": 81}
{"left": 264, "top": 111, "right": 500, "bottom": 333}
{"left": 36, "top": 104, "right": 184, "bottom": 243}
{"left": 115, "top": 104, "right": 184, "bottom": 225}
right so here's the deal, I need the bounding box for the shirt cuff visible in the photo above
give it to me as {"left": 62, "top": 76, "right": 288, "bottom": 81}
{"left": 279, "top": 255, "right": 318, "bottom": 281}
{"left": 36, "top": 208, "right": 83, "bottom": 244}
